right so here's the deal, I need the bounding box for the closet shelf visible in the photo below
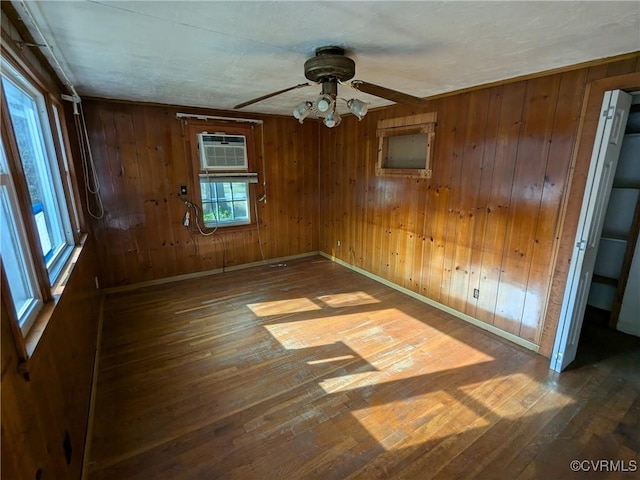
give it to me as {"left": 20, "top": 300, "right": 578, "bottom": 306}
{"left": 600, "top": 233, "right": 629, "bottom": 243}
{"left": 592, "top": 274, "right": 619, "bottom": 287}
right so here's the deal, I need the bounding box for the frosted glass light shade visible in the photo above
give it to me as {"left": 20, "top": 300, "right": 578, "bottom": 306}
{"left": 323, "top": 111, "right": 341, "bottom": 128}
{"left": 347, "top": 98, "right": 368, "bottom": 120}
{"left": 293, "top": 101, "right": 312, "bottom": 123}
{"left": 315, "top": 94, "right": 334, "bottom": 116}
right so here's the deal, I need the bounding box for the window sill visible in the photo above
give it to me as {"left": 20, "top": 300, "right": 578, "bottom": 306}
{"left": 24, "top": 234, "right": 89, "bottom": 358}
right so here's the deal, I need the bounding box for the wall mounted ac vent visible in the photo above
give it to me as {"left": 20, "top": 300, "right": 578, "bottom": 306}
{"left": 197, "top": 133, "right": 247, "bottom": 171}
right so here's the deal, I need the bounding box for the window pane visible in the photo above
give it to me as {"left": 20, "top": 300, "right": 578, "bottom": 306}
{"left": 1, "top": 186, "right": 33, "bottom": 316}
{"left": 231, "top": 182, "right": 247, "bottom": 200}
{"left": 200, "top": 178, "right": 214, "bottom": 201}
{"left": 232, "top": 201, "right": 248, "bottom": 220}
{"left": 216, "top": 201, "right": 233, "bottom": 221}
{"left": 2, "top": 73, "right": 72, "bottom": 279}
{"left": 0, "top": 141, "right": 41, "bottom": 331}
{"left": 199, "top": 179, "right": 250, "bottom": 226}
{"left": 386, "top": 133, "right": 428, "bottom": 169}
{"left": 216, "top": 182, "right": 231, "bottom": 200}
{"left": 202, "top": 202, "right": 215, "bottom": 223}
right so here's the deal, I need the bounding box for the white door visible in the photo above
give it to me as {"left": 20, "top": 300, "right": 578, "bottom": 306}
{"left": 551, "top": 90, "right": 632, "bottom": 372}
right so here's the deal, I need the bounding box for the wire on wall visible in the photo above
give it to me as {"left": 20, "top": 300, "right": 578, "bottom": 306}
{"left": 180, "top": 197, "right": 217, "bottom": 236}
{"left": 180, "top": 197, "right": 229, "bottom": 271}
{"left": 75, "top": 103, "right": 104, "bottom": 219}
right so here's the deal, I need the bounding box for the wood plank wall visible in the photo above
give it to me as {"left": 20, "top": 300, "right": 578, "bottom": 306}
{"left": 1, "top": 239, "right": 101, "bottom": 480}
{"left": 319, "top": 55, "right": 640, "bottom": 352}
{"left": 81, "top": 100, "right": 319, "bottom": 288}
{"left": 1, "top": 9, "right": 102, "bottom": 480}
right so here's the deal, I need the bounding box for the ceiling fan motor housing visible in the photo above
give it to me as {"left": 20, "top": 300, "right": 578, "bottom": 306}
{"left": 304, "top": 46, "right": 356, "bottom": 83}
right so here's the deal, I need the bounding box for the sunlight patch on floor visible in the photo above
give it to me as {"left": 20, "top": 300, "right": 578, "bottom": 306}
{"left": 266, "top": 308, "right": 495, "bottom": 367}
{"left": 351, "top": 390, "right": 489, "bottom": 450}
{"left": 348, "top": 372, "right": 576, "bottom": 451}
{"left": 248, "top": 291, "right": 382, "bottom": 319}
{"left": 316, "top": 291, "right": 381, "bottom": 308}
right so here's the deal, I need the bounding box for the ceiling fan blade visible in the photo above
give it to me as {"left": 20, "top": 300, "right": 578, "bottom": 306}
{"left": 234, "top": 83, "right": 311, "bottom": 109}
{"left": 350, "top": 80, "right": 426, "bottom": 105}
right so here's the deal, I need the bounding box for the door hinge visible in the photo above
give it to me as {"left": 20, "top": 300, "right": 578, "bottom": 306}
{"left": 603, "top": 106, "right": 615, "bottom": 119}
{"left": 576, "top": 239, "right": 586, "bottom": 251}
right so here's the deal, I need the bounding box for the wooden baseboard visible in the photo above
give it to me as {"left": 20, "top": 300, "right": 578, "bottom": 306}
{"left": 319, "top": 252, "right": 540, "bottom": 353}
{"left": 81, "top": 293, "right": 105, "bottom": 480}
{"left": 103, "top": 252, "right": 320, "bottom": 294}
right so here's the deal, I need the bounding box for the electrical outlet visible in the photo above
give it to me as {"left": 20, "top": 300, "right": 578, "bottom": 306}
{"left": 473, "top": 288, "right": 479, "bottom": 299}
{"left": 337, "top": 240, "right": 341, "bottom": 247}
{"left": 180, "top": 185, "right": 187, "bottom": 195}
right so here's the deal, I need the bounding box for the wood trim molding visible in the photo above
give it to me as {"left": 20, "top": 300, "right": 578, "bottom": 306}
{"left": 80, "top": 293, "right": 105, "bottom": 480}
{"left": 434, "top": 53, "right": 640, "bottom": 103}
{"left": 376, "top": 112, "right": 437, "bottom": 179}
{"left": 365, "top": 52, "right": 640, "bottom": 116}
{"left": 103, "top": 252, "right": 320, "bottom": 294}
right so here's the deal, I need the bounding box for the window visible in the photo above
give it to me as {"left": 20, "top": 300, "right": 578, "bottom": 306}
{"left": 0, "top": 139, "right": 43, "bottom": 333}
{"left": 1, "top": 54, "right": 79, "bottom": 337}
{"left": 200, "top": 178, "right": 251, "bottom": 226}
{"left": 186, "top": 121, "right": 258, "bottom": 228}
{"left": 376, "top": 112, "right": 437, "bottom": 178}
{"left": 2, "top": 62, "right": 74, "bottom": 281}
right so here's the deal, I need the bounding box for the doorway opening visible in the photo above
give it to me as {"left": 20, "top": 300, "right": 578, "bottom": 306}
{"left": 575, "top": 95, "right": 640, "bottom": 370}
{"left": 553, "top": 89, "right": 640, "bottom": 372}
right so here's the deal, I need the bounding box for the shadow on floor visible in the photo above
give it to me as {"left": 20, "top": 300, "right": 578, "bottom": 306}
{"left": 569, "top": 306, "right": 640, "bottom": 376}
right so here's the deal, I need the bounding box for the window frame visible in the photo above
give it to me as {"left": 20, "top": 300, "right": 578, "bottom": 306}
{"left": 1, "top": 59, "right": 76, "bottom": 282}
{"left": 48, "top": 96, "right": 84, "bottom": 237}
{"left": 198, "top": 177, "right": 253, "bottom": 227}
{"left": 376, "top": 112, "right": 437, "bottom": 178}
{"left": 185, "top": 120, "right": 258, "bottom": 230}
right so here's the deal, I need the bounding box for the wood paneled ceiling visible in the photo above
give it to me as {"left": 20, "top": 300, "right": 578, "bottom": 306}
{"left": 9, "top": 1, "right": 640, "bottom": 116}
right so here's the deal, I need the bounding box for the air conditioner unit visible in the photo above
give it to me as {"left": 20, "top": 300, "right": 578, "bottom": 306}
{"left": 197, "top": 133, "right": 248, "bottom": 171}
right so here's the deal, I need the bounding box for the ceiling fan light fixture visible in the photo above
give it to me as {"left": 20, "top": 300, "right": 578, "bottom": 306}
{"left": 293, "top": 101, "right": 312, "bottom": 123}
{"left": 347, "top": 98, "right": 368, "bottom": 120}
{"left": 236, "top": 45, "right": 428, "bottom": 121}
{"left": 323, "top": 110, "right": 341, "bottom": 128}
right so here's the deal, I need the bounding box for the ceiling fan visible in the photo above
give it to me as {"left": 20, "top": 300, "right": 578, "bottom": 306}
{"left": 233, "top": 46, "right": 427, "bottom": 127}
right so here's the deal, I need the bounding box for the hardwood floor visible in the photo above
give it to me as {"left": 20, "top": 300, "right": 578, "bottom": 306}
{"left": 88, "top": 256, "right": 639, "bottom": 479}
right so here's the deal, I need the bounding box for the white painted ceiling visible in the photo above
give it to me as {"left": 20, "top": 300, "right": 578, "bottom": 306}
{"left": 13, "top": 1, "right": 640, "bottom": 117}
